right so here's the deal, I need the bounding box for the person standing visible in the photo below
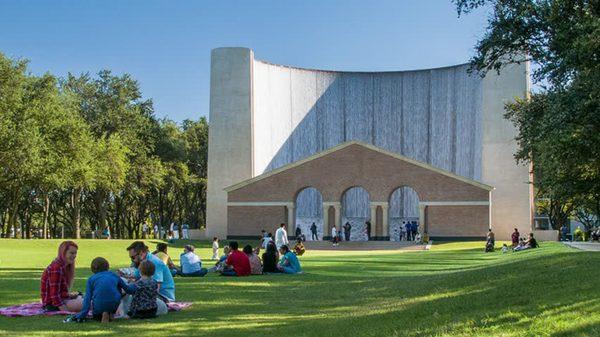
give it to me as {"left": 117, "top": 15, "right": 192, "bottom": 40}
{"left": 365, "top": 221, "right": 372, "bottom": 241}
{"left": 411, "top": 222, "right": 418, "bottom": 241}
{"left": 487, "top": 229, "right": 495, "bottom": 246}
{"left": 310, "top": 222, "right": 318, "bottom": 241}
{"left": 560, "top": 225, "right": 568, "bottom": 241}
{"left": 511, "top": 228, "right": 520, "bottom": 247}
{"left": 275, "top": 223, "right": 289, "bottom": 249}
{"left": 142, "top": 222, "right": 148, "bottom": 239}
{"left": 153, "top": 224, "right": 159, "bottom": 239}
{"left": 168, "top": 222, "right": 175, "bottom": 239}
{"left": 212, "top": 237, "right": 220, "bottom": 260}
{"left": 331, "top": 226, "right": 338, "bottom": 247}
{"left": 103, "top": 226, "right": 111, "bottom": 240}
{"left": 172, "top": 223, "right": 180, "bottom": 240}
{"left": 343, "top": 222, "right": 352, "bottom": 241}
{"left": 295, "top": 226, "right": 303, "bottom": 242}
{"left": 182, "top": 223, "right": 189, "bottom": 240}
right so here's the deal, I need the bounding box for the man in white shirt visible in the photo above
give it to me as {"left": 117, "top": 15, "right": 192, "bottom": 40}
{"left": 331, "top": 226, "right": 339, "bottom": 246}
{"left": 274, "top": 223, "right": 289, "bottom": 249}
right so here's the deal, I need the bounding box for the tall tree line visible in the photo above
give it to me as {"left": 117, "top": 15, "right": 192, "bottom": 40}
{"left": 0, "top": 53, "right": 209, "bottom": 239}
{"left": 455, "top": 0, "right": 600, "bottom": 231}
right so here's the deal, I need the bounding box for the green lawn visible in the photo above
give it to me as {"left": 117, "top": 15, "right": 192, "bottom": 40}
{"left": 0, "top": 239, "right": 598, "bottom": 337}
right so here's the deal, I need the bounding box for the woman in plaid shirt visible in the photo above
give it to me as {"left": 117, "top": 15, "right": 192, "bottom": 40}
{"left": 40, "top": 241, "right": 83, "bottom": 312}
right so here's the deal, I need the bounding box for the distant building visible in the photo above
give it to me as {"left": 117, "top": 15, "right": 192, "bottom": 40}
{"left": 207, "top": 47, "right": 533, "bottom": 240}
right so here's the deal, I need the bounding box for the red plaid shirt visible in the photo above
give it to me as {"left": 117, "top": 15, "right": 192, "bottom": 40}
{"left": 40, "top": 259, "right": 68, "bottom": 307}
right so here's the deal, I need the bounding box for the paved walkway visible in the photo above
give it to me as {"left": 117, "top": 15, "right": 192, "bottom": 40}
{"left": 303, "top": 241, "right": 424, "bottom": 251}
{"left": 563, "top": 242, "right": 600, "bottom": 251}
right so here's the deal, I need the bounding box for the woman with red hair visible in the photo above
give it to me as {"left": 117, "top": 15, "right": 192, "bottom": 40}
{"left": 40, "top": 241, "right": 83, "bottom": 312}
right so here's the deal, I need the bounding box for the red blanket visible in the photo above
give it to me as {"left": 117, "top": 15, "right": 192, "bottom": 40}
{"left": 0, "top": 301, "right": 192, "bottom": 318}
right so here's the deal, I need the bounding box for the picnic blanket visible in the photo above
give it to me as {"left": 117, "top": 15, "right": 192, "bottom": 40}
{"left": 0, "top": 301, "right": 192, "bottom": 318}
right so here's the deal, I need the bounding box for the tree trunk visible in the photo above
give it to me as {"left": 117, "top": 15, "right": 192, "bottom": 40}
{"left": 94, "top": 189, "right": 107, "bottom": 233}
{"left": 42, "top": 192, "right": 50, "bottom": 239}
{"left": 71, "top": 187, "right": 83, "bottom": 239}
{"left": 8, "top": 189, "right": 20, "bottom": 238}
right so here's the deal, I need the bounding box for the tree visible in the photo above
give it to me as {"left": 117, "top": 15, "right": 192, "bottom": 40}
{"left": 455, "top": 0, "right": 600, "bottom": 226}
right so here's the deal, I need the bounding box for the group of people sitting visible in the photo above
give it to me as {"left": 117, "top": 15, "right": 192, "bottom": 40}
{"left": 39, "top": 236, "right": 304, "bottom": 323}
{"left": 41, "top": 241, "right": 176, "bottom": 323}
{"left": 153, "top": 243, "right": 208, "bottom": 277}
{"left": 486, "top": 228, "right": 539, "bottom": 253}
{"left": 212, "top": 240, "right": 303, "bottom": 276}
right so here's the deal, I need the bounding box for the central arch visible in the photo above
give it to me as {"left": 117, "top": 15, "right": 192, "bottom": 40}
{"left": 389, "top": 186, "right": 420, "bottom": 241}
{"left": 341, "top": 186, "right": 371, "bottom": 241}
{"left": 295, "top": 187, "right": 323, "bottom": 241}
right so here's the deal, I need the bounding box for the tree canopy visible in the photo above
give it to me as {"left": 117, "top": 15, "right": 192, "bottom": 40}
{"left": 455, "top": 0, "right": 600, "bottom": 229}
{"left": 0, "top": 52, "right": 209, "bottom": 239}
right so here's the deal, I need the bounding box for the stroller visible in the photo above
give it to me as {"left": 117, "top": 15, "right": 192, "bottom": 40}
{"left": 485, "top": 239, "right": 495, "bottom": 252}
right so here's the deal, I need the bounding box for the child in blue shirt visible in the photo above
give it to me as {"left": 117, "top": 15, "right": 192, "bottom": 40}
{"left": 75, "top": 257, "right": 135, "bottom": 322}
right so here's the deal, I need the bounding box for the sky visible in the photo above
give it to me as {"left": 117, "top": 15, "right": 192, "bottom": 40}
{"left": 0, "top": 1, "right": 491, "bottom": 122}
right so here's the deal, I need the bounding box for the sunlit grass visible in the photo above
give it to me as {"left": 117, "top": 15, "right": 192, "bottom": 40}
{"left": 0, "top": 239, "right": 598, "bottom": 336}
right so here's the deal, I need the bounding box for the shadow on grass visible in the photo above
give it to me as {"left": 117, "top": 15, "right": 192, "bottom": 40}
{"left": 0, "top": 245, "right": 598, "bottom": 337}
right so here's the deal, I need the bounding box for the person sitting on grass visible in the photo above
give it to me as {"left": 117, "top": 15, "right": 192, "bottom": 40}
{"left": 153, "top": 243, "right": 178, "bottom": 276}
{"left": 73, "top": 257, "right": 135, "bottom": 323}
{"left": 41, "top": 241, "right": 83, "bottom": 313}
{"left": 514, "top": 233, "right": 539, "bottom": 251}
{"left": 243, "top": 244, "right": 263, "bottom": 275}
{"left": 294, "top": 239, "right": 305, "bottom": 256}
{"left": 221, "top": 241, "right": 251, "bottom": 277}
{"left": 179, "top": 245, "right": 208, "bottom": 277}
{"left": 122, "top": 241, "right": 174, "bottom": 315}
{"left": 209, "top": 246, "right": 231, "bottom": 273}
{"left": 277, "top": 245, "right": 303, "bottom": 274}
{"left": 128, "top": 260, "right": 159, "bottom": 319}
{"left": 261, "top": 241, "right": 280, "bottom": 273}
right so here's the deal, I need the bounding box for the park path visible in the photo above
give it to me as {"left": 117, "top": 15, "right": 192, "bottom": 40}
{"left": 563, "top": 242, "right": 600, "bottom": 251}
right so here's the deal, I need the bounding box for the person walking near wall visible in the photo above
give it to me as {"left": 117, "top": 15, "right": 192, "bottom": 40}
{"left": 275, "top": 223, "right": 289, "bottom": 249}
{"left": 331, "top": 226, "right": 338, "bottom": 247}
{"left": 365, "top": 221, "right": 372, "bottom": 240}
{"left": 343, "top": 222, "right": 352, "bottom": 241}
{"left": 310, "top": 222, "right": 318, "bottom": 241}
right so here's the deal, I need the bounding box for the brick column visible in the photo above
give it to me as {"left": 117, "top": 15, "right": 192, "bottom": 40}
{"left": 419, "top": 204, "right": 426, "bottom": 234}
{"left": 370, "top": 204, "right": 377, "bottom": 239}
{"left": 381, "top": 203, "right": 389, "bottom": 239}
{"left": 287, "top": 204, "right": 295, "bottom": 234}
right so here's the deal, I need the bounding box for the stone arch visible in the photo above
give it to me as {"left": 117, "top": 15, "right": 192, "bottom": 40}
{"left": 388, "top": 186, "right": 420, "bottom": 241}
{"left": 341, "top": 186, "right": 371, "bottom": 241}
{"left": 294, "top": 186, "right": 323, "bottom": 241}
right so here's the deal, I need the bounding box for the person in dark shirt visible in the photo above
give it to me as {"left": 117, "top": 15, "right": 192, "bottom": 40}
{"left": 261, "top": 242, "right": 281, "bottom": 273}
{"left": 310, "top": 223, "right": 318, "bottom": 241}
{"left": 511, "top": 228, "right": 520, "bottom": 247}
{"left": 343, "top": 222, "right": 352, "bottom": 241}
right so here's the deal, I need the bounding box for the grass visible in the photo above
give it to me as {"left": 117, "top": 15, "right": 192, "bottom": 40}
{"left": 0, "top": 239, "right": 598, "bottom": 337}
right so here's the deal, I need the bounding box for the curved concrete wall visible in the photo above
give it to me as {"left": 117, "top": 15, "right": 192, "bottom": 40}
{"left": 252, "top": 60, "right": 482, "bottom": 223}
{"left": 207, "top": 47, "right": 531, "bottom": 239}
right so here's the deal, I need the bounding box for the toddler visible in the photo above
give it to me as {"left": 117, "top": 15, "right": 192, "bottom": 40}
{"left": 128, "top": 260, "right": 158, "bottom": 319}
